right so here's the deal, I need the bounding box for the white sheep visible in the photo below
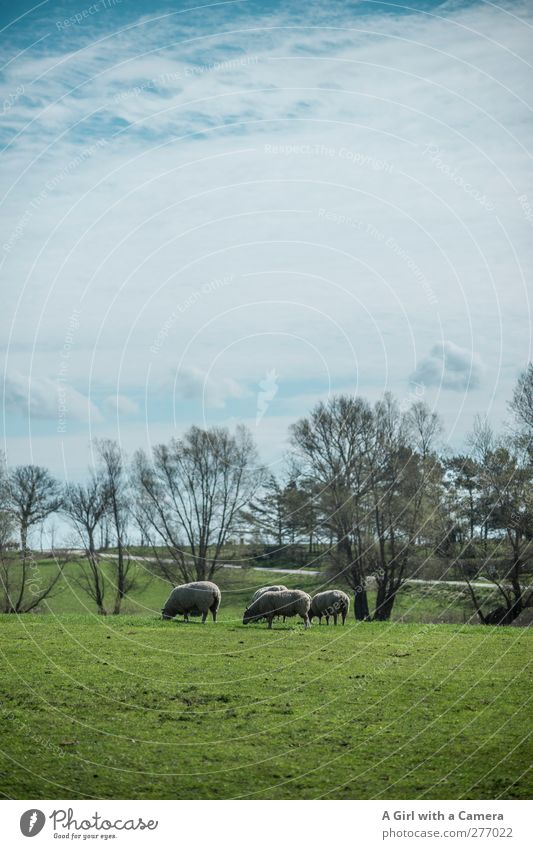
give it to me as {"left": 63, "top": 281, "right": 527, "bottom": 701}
{"left": 308, "top": 589, "right": 350, "bottom": 625}
{"left": 243, "top": 589, "right": 311, "bottom": 629}
{"left": 250, "top": 584, "right": 288, "bottom": 604}
{"left": 162, "top": 581, "right": 221, "bottom": 623}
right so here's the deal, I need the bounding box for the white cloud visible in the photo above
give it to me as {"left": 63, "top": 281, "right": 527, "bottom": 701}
{"left": 102, "top": 394, "right": 139, "bottom": 416}
{"left": 410, "top": 341, "right": 484, "bottom": 391}
{"left": 3, "top": 371, "right": 102, "bottom": 422}
{"left": 174, "top": 366, "right": 245, "bottom": 409}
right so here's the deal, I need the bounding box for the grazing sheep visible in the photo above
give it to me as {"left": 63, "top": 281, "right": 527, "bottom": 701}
{"left": 243, "top": 589, "right": 311, "bottom": 629}
{"left": 309, "top": 590, "right": 350, "bottom": 625}
{"left": 162, "top": 581, "right": 221, "bottom": 623}
{"left": 250, "top": 584, "right": 288, "bottom": 604}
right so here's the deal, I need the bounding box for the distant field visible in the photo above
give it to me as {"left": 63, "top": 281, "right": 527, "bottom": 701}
{"left": 18, "top": 557, "right": 495, "bottom": 623}
{"left": 0, "top": 615, "right": 531, "bottom": 799}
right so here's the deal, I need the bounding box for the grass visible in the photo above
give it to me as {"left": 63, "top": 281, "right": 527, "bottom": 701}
{"left": 1, "top": 559, "right": 530, "bottom": 799}
{"left": 14, "top": 556, "right": 489, "bottom": 623}
{"left": 0, "top": 612, "right": 531, "bottom": 800}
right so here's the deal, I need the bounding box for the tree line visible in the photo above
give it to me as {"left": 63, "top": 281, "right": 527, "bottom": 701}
{"left": 1, "top": 364, "right": 532, "bottom": 624}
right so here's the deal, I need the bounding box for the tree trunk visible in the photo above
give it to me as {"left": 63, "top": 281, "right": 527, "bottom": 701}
{"left": 354, "top": 589, "right": 370, "bottom": 620}
{"left": 373, "top": 588, "right": 396, "bottom": 621}
{"left": 88, "top": 530, "right": 106, "bottom": 615}
{"left": 196, "top": 548, "right": 207, "bottom": 581}
{"left": 14, "top": 523, "right": 29, "bottom": 612}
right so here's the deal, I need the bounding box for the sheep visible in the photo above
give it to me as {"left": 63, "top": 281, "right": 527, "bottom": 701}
{"left": 161, "top": 581, "right": 221, "bottom": 623}
{"left": 250, "top": 585, "right": 288, "bottom": 620}
{"left": 250, "top": 584, "right": 288, "bottom": 604}
{"left": 308, "top": 590, "right": 350, "bottom": 625}
{"left": 243, "top": 589, "right": 311, "bottom": 629}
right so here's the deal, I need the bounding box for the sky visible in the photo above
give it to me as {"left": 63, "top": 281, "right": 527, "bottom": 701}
{"left": 1, "top": 0, "right": 532, "bottom": 482}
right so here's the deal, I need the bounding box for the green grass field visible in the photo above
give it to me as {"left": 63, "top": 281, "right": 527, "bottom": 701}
{"left": 1, "top": 607, "right": 531, "bottom": 799}
{"left": 11, "top": 556, "right": 492, "bottom": 623}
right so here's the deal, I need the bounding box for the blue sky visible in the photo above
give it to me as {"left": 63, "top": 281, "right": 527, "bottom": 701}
{"left": 1, "top": 0, "right": 532, "bottom": 479}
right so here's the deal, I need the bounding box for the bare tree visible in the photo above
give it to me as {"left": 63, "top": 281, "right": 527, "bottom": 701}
{"left": 291, "top": 395, "right": 375, "bottom": 620}
{"left": 0, "top": 504, "right": 18, "bottom": 613}
{"left": 94, "top": 439, "right": 137, "bottom": 614}
{"left": 1, "top": 465, "right": 63, "bottom": 612}
{"left": 133, "top": 425, "right": 262, "bottom": 582}
{"left": 292, "top": 394, "right": 443, "bottom": 621}
{"left": 370, "top": 397, "right": 443, "bottom": 620}
{"left": 4, "top": 465, "right": 62, "bottom": 553}
{"left": 459, "top": 435, "right": 533, "bottom": 625}
{"left": 63, "top": 474, "right": 110, "bottom": 615}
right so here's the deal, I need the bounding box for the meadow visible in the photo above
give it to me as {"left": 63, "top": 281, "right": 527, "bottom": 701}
{"left": 7, "top": 554, "right": 498, "bottom": 623}
{"left": 0, "top": 560, "right": 531, "bottom": 800}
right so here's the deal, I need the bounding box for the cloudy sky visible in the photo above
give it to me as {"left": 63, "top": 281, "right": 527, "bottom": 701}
{"left": 1, "top": 0, "right": 532, "bottom": 479}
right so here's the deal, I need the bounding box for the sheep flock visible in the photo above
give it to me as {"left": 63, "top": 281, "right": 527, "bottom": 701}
{"left": 161, "top": 582, "right": 350, "bottom": 628}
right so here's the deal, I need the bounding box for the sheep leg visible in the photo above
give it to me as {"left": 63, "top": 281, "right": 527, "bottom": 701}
{"left": 267, "top": 615, "right": 274, "bottom": 629}
{"left": 303, "top": 614, "right": 311, "bottom": 629}
{"left": 211, "top": 608, "right": 217, "bottom": 623}
{"left": 201, "top": 611, "right": 208, "bottom": 624}
{"left": 333, "top": 612, "right": 338, "bottom": 625}
{"left": 341, "top": 610, "right": 346, "bottom": 625}
{"left": 325, "top": 614, "right": 330, "bottom": 625}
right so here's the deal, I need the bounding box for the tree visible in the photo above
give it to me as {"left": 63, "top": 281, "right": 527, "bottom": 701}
{"left": 450, "top": 399, "right": 533, "bottom": 624}
{"left": 133, "top": 425, "right": 262, "bottom": 583}
{"left": 291, "top": 395, "right": 375, "bottom": 620}
{"left": 242, "top": 474, "right": 292, "bottom": 547}
{"left": 445, "top": 455, "right": 482, "bottom": 543}
{"left": 63, "top": 474, "right": 110, "bottom": 615}
{"left": 95, "top": 439, "right": 135, "bottom": 614}
{"left": 1, "top": 465, "right": 63, "bottom": 613}
{"left": 510, "top": 362, "right": 533, "bottom": 437}
{"left": 0, "top": 504, "right": 18, "bottom": 613}
{"left": 364, "top": 397, "right": 443, "bottom": 620}
{"left": 241, "top": 472, "right": 319, "bottom": 551}
{"left": 460, "top": 438, "right": 533, "bottom": 625}
{"left": 291, "top": 394, "right": 443, "bottom": 621}
{"left": 4, "top": 465, "right": 62, "bottom": 554}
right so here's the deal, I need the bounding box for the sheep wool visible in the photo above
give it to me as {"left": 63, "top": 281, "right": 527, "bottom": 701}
{"left": 250, "top": 584, "right": 288, "bottom": 603}
{"left": 308, "top": 590, "right": 350, "bottom": 625}
{"left": 162, "top": 581, "right": 221, "bottom": 623}
{"left": 243, "top": 589, "right": 311, "bottom": 629}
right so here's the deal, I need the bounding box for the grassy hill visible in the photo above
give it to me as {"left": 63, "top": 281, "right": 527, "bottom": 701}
{"left": 0, "top": 612, "right": 531, "bottom": 799}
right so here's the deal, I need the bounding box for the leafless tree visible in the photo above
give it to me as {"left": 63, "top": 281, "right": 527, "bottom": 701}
{"left": 0, "top": 505, "right": 17, "bottom": 613}
{"left": 133, "top": 425, "right": 262, "bottom": 582}
{"left": 94, "top": 439, "right": 138, "bottom": 614}
{"left": 292, "top": 394, "right": 443, "bottom": 620}
{"left": 1, "top": 465, "right": 63, "bottom": 612}
{"left": 63, "top": 474, "right": 111, "bottom": 614}
{"left": 459, "top": 430, "right": 533, "bottom": 625}
{"left": 369, "top": 396, "right": 443, "bottom": 620}
{"left": 291, "top": 395, "right": 375, "bottom": 619}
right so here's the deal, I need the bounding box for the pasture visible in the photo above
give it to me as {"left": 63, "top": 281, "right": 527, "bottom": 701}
{"left": 3, "top": 555, "right": 501, "bottom": 623}
{"left": 0, "top": 599, "right": 531, "bottom": 799}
